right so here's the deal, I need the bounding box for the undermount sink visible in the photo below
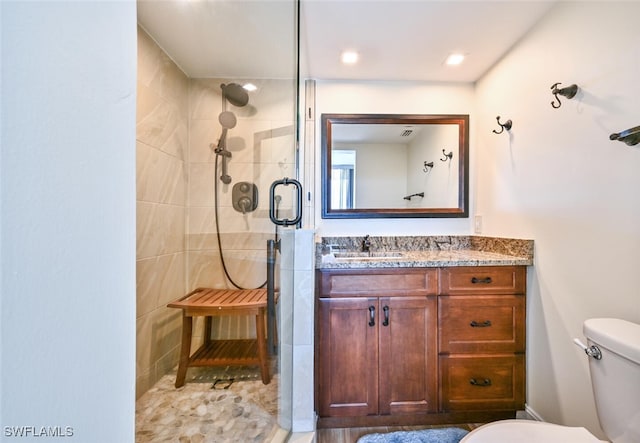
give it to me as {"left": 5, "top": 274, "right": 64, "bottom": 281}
{"left": 333, "top": 251, "right": 404, "bottom": 260}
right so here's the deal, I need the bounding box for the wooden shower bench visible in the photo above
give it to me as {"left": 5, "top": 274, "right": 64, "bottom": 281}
{"left": 167, "top": 287, "right": 270, "bottom": 388}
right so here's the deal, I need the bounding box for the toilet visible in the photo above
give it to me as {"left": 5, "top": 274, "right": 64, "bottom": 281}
{"left": 460, "top": 318, "right": 640, "bottom": 443}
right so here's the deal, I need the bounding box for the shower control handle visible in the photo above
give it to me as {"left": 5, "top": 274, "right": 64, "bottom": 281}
{"left": 238, "top": 197, "right": 251, "bottom": 214}
{"left": 232, "top": 182, "right": 258, "bottom": 214}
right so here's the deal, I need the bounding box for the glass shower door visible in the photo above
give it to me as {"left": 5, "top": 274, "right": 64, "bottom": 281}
{"left": 136, "top": 1, "right": 299, "bottom": 440}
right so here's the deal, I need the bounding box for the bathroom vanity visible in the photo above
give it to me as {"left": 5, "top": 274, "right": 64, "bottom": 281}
{"left": 314, "top": 236, "right": 532, "bottom": 428}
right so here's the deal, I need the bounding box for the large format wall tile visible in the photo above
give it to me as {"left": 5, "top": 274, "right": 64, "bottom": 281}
{"left": 137, "top": 27, "right": 188, "bottom": 116}
{"left": 137, "top": 201, "right": 186, "bottom": 259}
{"left": 187, "top": 249, "right": 268, "bottom": 290}
{"left": 136, "top": 141, "right": 186, "bottom": 205}
{"left": 189, "top": 119, "right": 218, "bottom": 163}
{"left": 136, "top": 26, "right": 188, "bottom": 398}
{"left": 137, "top": 252, "right": 186, "bottom": 318}
{"left": 136, "top": 306, "right": 181, "bottom": 395}
{"left": 137, "top": 83, "right": 188, "bottom": 160}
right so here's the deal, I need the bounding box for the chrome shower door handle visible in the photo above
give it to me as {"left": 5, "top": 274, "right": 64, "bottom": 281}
{"left": 269, "top": 178, "right": 302, "bottom": 227}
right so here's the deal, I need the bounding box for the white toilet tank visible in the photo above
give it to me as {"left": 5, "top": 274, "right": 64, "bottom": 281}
{"left": 583, "top": 318, "right": 640, "bottom": 443}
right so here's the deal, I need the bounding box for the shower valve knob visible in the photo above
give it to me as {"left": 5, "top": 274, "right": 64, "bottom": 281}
{"left": 232, "top": 181, "right": 258, "bottom": 214}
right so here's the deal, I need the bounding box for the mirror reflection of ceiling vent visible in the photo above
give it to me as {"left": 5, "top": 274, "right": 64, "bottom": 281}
{"left": 400, "top": 129, "right": 413, "bottom": 137}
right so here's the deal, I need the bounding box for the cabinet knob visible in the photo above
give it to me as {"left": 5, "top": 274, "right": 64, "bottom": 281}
{"left": 471, "top": 277, "right": 493, "bottom": 284}
{"left": 368, "top": 305, "right": 376, "bottom": 327}
{"left": 469, "top": 378, "right": 492, "bottom": 387}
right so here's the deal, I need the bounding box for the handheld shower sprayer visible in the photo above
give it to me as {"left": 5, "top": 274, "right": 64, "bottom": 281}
{"left": 214, "top": 83, "right": 249, "bottom": 184}
{"left": 214, "top": 111, "right": 237, "bottom": 184}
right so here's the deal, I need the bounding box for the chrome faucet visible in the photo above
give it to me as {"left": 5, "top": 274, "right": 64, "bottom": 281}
{"left": 361, "top": 235, "right": 372, "bottom": 253}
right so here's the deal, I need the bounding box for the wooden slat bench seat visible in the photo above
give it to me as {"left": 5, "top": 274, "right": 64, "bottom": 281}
{"left": 167, "top": 287, "right": 270, "bottom": 388}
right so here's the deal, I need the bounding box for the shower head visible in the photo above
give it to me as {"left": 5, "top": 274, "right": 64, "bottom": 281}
{"left": 221, "top": 83, "right": 249, "bottom": 108}
{"left": 218, "top": 111, "right": 237, "bottom": 129}
{"left": 215, "top": 111, "right": 235, "bottom": 185}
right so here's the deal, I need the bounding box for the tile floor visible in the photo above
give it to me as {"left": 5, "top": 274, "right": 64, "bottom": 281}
{"left": 135, "top": 366, "right": 281, "bottom": 443}
{"left": 136, "top": 365, "right": 533, "bottom": 443}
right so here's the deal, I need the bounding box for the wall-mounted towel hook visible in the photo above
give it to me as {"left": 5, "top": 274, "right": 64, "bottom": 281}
{"left": 492, "top": 116, "right": 512, "bottom": 134}
{"left": 423, "top": 161, "right": 434, "bottom": 173}
{"left": 610, "top": 125, "right": 640, "bottom": 146}
{"left": 550, "top": 82, "right": 578, "bottom": 108}
{"left": 440, "top": 149, "right": 453, "bottom": 162}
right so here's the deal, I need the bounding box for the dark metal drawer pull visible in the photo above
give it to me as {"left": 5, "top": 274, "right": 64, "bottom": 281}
{"left": 382, "top": 305, "right": 390, "bottom": 327}
{"left": 469, "top": 378, "right": 492, "bottom": 387}
{"left": 368, "top": 305, "right": 376, "bottom": 327}
{"left": 471, "top": 277, "right": 493, "bottom": 284}
{"left": 470, "top": 320, "right": 492, "bottom": 328}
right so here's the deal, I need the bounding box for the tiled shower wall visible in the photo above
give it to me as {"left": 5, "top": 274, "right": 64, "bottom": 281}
{"left": 136, "top": 27, "right": 296, "bottom": 397}
{"left": 136, "top": 27, "right": 189, "bottom": 397}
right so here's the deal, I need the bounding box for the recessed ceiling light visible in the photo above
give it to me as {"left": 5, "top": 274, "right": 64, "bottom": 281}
{"left": 243, "top": 83, "right": 257, "bottom": 92}
{"left": 445, "top": 53, "right": 465, "bottom": 66}
{"left": 341, "top": 51, "right": 359, "bottom": 65}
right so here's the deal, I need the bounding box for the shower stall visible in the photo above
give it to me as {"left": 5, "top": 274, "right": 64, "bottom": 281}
{"left": 136, "top": 1, "right": 302, "bottom": 440}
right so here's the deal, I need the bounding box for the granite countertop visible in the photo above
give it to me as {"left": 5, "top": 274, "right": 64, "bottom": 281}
{"left": 315, "top": 235, "right": 533, "bottom": 269}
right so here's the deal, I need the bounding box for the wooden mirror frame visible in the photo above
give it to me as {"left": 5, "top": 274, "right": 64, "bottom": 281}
{"left": 321, "top": 113, "right": 469, "bottom": 219}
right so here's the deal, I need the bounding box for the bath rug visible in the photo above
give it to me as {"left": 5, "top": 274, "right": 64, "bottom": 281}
{"left": 357, "top": 427, "right": 469, "bottom": 443}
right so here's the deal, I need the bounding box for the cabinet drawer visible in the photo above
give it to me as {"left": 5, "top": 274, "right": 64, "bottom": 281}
{"left": 316, "top": 268, "right": 437, "bottom": 297}
{"left": 439, "top": 295, "right": 525, "bottom": 353}
{"left": 439, "top": 266, "right": 525, "bottom": 295}
{"left": 439, "top": 354, "right": 525, "bottom": 411}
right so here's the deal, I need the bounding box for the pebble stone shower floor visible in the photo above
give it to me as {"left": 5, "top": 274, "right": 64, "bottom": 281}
{"left": 135, "top": 365, "right": 280, "bottom": 443}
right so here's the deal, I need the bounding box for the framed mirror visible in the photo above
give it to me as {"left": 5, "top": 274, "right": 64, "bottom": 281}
{"left": 321, "top": 113, "right": 469, "bottom": 218}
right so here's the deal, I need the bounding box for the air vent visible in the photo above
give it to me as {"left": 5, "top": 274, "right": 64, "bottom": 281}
{"left": 400, "top": 129, "right": 413, "bottom": 137}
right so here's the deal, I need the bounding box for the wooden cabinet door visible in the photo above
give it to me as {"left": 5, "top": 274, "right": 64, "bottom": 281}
{"left": 317, "top": 297, "right": 379, "bottom": 417}
{"left": 378, "top": 296, "right": 438, "bottom": 415}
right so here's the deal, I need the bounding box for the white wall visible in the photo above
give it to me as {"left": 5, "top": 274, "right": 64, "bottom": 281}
{"left": 335, "top": 142, "right": 408, "bottom": 208}
{"left": 314, "top": 80, "right": 475, "bottom": 236}
{"left": 407, "top": 125, "right": 460, "bottom": 208}
{"left": 1, "top": 2, "right": 136, "bottom": 442}
{"left": 475, "top": 2, "right": 640, "bottom": 438}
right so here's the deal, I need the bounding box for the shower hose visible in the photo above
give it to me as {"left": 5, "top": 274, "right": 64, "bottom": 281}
{"left": 214, "top": 153, "right": 274, "bottom": 290}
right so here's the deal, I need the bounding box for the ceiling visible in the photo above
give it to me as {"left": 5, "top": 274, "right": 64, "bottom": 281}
{"left": 137, "top": 0, "right": 558, "bottom": 83}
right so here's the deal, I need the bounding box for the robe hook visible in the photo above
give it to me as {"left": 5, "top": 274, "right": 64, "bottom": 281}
{"left": 551, "top": 82, "right": 578, "bottom": 109}
{"left": 423, "top": 161, "right": 434, "bottom": 173}
{"left": 440, "top": 149, "right": 453, "bottom": 162}
{"left": 492, "top": 116, "right": 512, "bottom": 134}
